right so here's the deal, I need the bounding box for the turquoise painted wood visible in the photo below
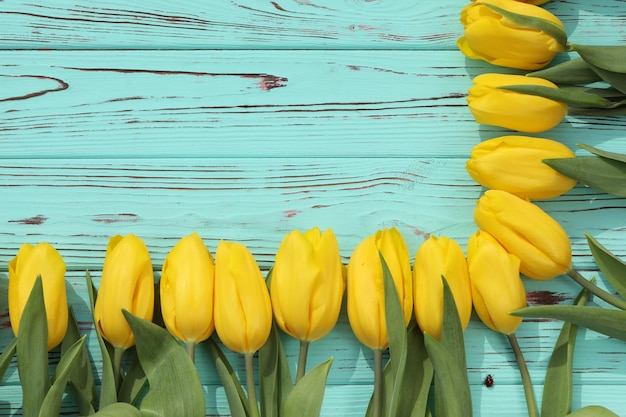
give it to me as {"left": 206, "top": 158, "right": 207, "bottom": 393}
{"left": 1, "top": 0, "right": 626, "bottom": 416}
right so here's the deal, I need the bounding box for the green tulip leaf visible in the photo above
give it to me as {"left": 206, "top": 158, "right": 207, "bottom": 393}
{"left": 122, "top": 311, "right": 205, "bottom": 417}
{"left": 380, "top": 253, "right": 411, "bottom": 417}
{"left": 570, "top": 44, "right": 626, "bottom": 73}
{"left": 528, "top": 58, "right": 602, "bottom": 85}
{"left": 118, "top": 351, "right": 148, "bottom": 405}
{"left": 439, "top": 276, "right": 468, "bottom": 373}
{"left": 206, "top": 338, "right": 250, "bottom": 417}
{"left": 91, "top": 402, "right": 142, "bottom": 417}
{"left": 405, "top": 323, "right": 433, "bottom": 417}
{"left": 283, "top": 357, "right": 333, "bottom": 417}
{"left": 584, "top": 233, "right": 626, "bottom": 298}
{"left": 365, "top": 254, "right": 434, "bottom": 417}
{"left": 424, "top": 332, "right": 473, "bottom": 417}
{"left": 512, "top": 305, "right": 626, "bottom": 342}
{"left": 259, "top": 322, "right": 293, "bottom": 417}
{"left": 541, "top": 285, "right": 591, "bottom": 417}
{"left": 566, "top": 405, "right": 620, "bottom": 417}
{"left": 484, "top": 3, "right": 567, "bottom": 49}
{"left": 498, "top": 84, "right": 617, "bottom": 108}
{"left": 570, "top": 44, "right": 626, "bottom": 93}
{"left": 39, "top": 335, "right": 87, "bottom": 417}
{"left": 16, "top": 275, "right": 50, "bottom": 417}
{"left": 0, "top": 338, "right": 17, "bottom": 384}
{"left": 85, "top": 270, "right": 118, "bottom": 409}
{"left": 544, "top": 156, "right": 626, "bottom": 197}
{"left": 432, "top": 277, "right": 472, "bottom": 417}
{"left": 577, "top": 144, "right": 626, "bottom": 164}
{"left": 61, "top": 307, "right": 97, "bottom": 415}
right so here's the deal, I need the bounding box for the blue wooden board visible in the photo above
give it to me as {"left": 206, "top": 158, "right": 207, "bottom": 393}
{"left": 1, "top": 0, "right": 626, "bottom": 416}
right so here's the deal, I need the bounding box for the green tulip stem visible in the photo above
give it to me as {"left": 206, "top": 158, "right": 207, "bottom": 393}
{"left": 186, "top": 341, "right": 196, "bottom": 363}
{"left": 296, "top": 340, "right": 310, "bottom": 383}
{"left": 372, "top": 349, "right": 383, "bottom": 417}
{"left": 566, "top": 269, "right": 626, "bottom": 310}
{"left": 112, "top": 346, "right": 125, "bottom": 391}
{"left": 507, "top": 333, "right": 538, "bottom": 417}
{"left": 244, "top": 352, "right": 261, "bottom": 417}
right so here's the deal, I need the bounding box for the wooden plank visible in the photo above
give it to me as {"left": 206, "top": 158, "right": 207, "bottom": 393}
{"left": 0, "top": 158, "right": 623, "bottom": 270}
{"left": 1, "top": 50, "right": 626, "bottom": 159}
{"left": 0, "top": 0, "right": 622, "bottom": 50}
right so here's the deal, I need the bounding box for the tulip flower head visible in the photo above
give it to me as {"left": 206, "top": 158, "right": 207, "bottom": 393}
{"left": 214, "top": 241, "right": 272, "bottom": 354}
{"left": 8, "top": 242, "right": 68, "bottom": 350}
{"left": 515, "top": 0, "right": 550, "bottom": 4}
{"left": 474, "top": 190, "right": 572, "bottom": 280}
{"left": 467, "top": 73, "right": 567, "bottom": 133}
{"left": 161, "top": 232, "right": 215, "bottom": 344}
{"left": 466, "top": 135, "right": 577, "bottom": 200}
{"left": 467, "top": 230, "right": 526, "bottom": 335}
{"left": 347, "top": 228, "right": 412, "bottom": 350}
{"left": 271, "top": 227, "right": 344, "bottom": 342}
{"left": 413, "top": 235, "right": 472, "bottom": 340}
{"left": 458, "top": 0, "right": 566, "bottom": 70}
{"left": 94, "top": 234, "right": 154, "bottom": 350}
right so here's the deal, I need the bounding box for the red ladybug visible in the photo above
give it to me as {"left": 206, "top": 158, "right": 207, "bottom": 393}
{"left": 484, "top": 374, "right": 494, "bottom": 388}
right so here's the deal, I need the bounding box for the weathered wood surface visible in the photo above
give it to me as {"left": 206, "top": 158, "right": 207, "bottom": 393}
{"left": 2, "top": 0, "right": 626, "bottom": 416}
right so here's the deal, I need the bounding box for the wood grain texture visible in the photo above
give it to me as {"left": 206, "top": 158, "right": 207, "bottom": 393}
{"left": 2, "top": 0, "right": 626, "bottom": 416}
{"left": 1, "top": 50, "right": 626, "bottom": 159}
{"left": 0, "top": 158, "right": 624, "bottom": 270}
{"left": 0, "top": 0, "right": 623, "bottom": 49}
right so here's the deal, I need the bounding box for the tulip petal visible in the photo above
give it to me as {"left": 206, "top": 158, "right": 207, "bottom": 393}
{"left": 215, "top": 241, "right": 272, "bottom": 354}
{"left": 161, "top": 233, "right": 215, "bottom": 343}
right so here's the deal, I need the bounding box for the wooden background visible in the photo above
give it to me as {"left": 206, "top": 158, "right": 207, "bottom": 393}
{"left": 1, "top": 0, "right": 626, "bottom": 415}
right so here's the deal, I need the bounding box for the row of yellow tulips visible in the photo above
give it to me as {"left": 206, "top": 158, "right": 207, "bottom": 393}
{"left": 8, "top": 184, "right": 572, "bottom": 364}
{"left": 459, "top": 0, "right": 570, "bottom": 133}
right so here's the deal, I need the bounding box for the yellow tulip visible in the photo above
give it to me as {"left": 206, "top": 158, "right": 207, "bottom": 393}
{"left": 467, "top": 230, "right": 526, "bottom": 335}
{"left": 474, "top": 189, "right": 572, "bottom": 280}
{"left": 457, "top": 0, "right": 566, "bottom": 70}
{"left": 466, "top": 135, "right": 577, "bottom": 200}
{"left": 467, "top": 73, "right": 567, "bottom": 133}
{"left": 413, "top": 235, "right": 472, "bottom": 340}
{"left": 94, "top": 234, "right": 154, "bottom": 350}
{"left": 347, "top": 228, "right": 412, "bottom": 350}
{"left": 515, "top": 0, "right": 550, "bottom": 4}
{"left": 214, "top": 241, "right": 272, "bottom": 354}
{"left": 270, "top": 227, "right": 344, "bottom": 342}
{"left": 160, "top": 232, "right": 215, "bottom": 344}
{"left": 8, "top": 243, "right": 68, "bottom": 350}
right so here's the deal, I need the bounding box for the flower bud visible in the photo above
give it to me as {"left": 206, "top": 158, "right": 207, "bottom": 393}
{"left": 347, "top": 228, "right": 412, "bottom": 350}
{"left": 94, "top": 234, "right": 154, "bottom": 350}
{"left": 467, "top": 230, "right": 526, "bottom": 335}
{"left": 467, "top": 73, "right": 567, "bottom": 132}
{"left": 271, "top": 227, "right": 344, "bottom": 342}
{"left": 214, "top": 241, "right": 272, "bottom": 354}
{"left": 474, "top": 190, "right": 572, "bottom": 280}
{"left": 413, "top": 235, "right": 472, "bottom": 340}
{"left": 515, "top": 0, "right": 550, "bottom": 4}
{"left": 457, "top": 0, "right": 566, "bottom": 70}
{"left": 160, "top": 233, "right": 215, "bottom": 344}
{"left": 466, "top": 135, "right": 576, "bottom": 199}
{"left": 8, "top": 243, "right": 68, "bottom": 350}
